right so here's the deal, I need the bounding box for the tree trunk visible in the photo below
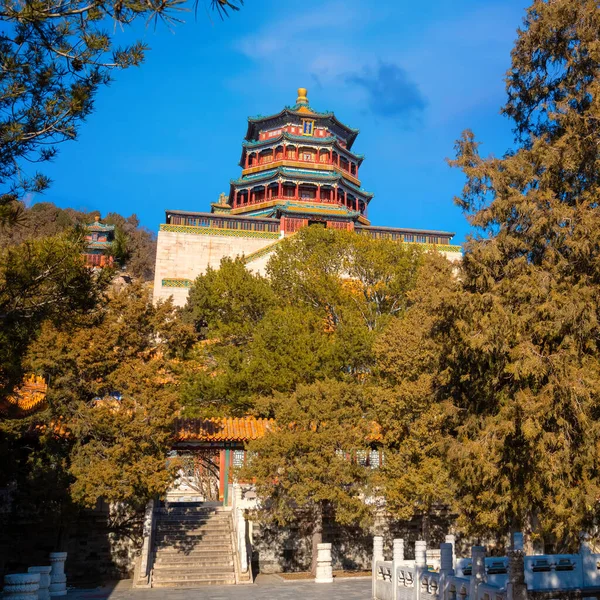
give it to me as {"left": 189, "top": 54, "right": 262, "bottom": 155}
{"left": 422, "top": 512, "right": 430, "bottom": 544}
{"left": 310, "top": 503, "right": 324, "bottom": 576}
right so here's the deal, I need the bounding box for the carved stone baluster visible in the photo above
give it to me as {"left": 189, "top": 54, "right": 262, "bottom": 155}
{"left": 3, "top": 573, "right": 40, "bottom": 599}
{"left": 469, "top": 546, "right": 486, "bottom": 600}
{"left": 49, "top": 552, "right": 68, "bottom": 597}
{"left": 315, "top": 542, "right": 333, "bottom": 584}
{"left": 28, "top": 566, "right": 51, "bottom": 600}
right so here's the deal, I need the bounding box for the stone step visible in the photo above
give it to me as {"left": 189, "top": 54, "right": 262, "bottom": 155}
{"left": 157, "top": 516, "right": 230, "bottom": 523}
{"left": 154, "top": 543, "right": 233, "bottom": 553}
{"left": 153, "top": 571, "right": 235, "bottom": 582}
{"left": 154, "top": 566, "right": 234, "bottom": 576}
{"left": 153, "top": 548, "right": 233, "bottom": 557}
{"left": 162, "top": 501, "right": 212, "bottom": 507}
{"left": 155, "top": 530, "right": 231, "bottom": 539}
{"left": 158, "top": 516, "right": 231, "bottom": 523}
{"left": 159, "top": 506, "right": 227, "bottom": 514}
{"left": 154, "top": 556, "right": 234, "bottom": 567}
{"left": 156, "top": 523, "right": 231, "bottom": 532}
{"left": 159, "top": 508, "right": 227, "bottom": 514}
{"left": 155, "top": 532, "right": 231, "bottom": 541}
{"left": 152, "top": 575, "right": 235, "bottom": 589}
{"left": 159, "top": 510, "right": 224, "bottom": 517}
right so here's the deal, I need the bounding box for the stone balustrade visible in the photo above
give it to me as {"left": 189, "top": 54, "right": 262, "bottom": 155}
{"left": 372, "top": 535, "right": 600, "bottom": 600}
{"left": 231, "top": 483, "right": 252, "bottom": 581}
{"left": 134, "top": 498, "right": 156, "bottom": 588}
{"left": 2, "top": 553, "right": 66, "bottom": 599}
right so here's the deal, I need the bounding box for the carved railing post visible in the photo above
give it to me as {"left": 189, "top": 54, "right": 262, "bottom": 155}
{"left": 469, "top": 546, "right": 486, "bottom": 600}
{"left": 28, "top": 566, "right": 51, "bottom": 600}
{"left": 445, "top": 534, "right": 457, "bottom": 571}
{"left": 3, "top": 573, "right": 40, "bottom": 599}
{"left": 135, "top": 498, "right": 156, "bottom": 587}
{"left": 439, "top": 542, "right": 455, "bottom": 600}
{"left": 235, "top": 486, "right": 248, "bottom": 574}
{"left": 49, "top": 552, "right": 67, "bottom": 597}
{"left": 373, "top": 536, "right": 384, "bottom": 599}
{"left": 506, "top": 550, "right": 527, "bottom": 600}
{"left": 392, "top": 539, "right": 405, "bottom": 600}
{"left": 315, "top": 543, "right": 333, "bottom": 583}
{"left": 415, "top": 540, "right": 427, "bottom": 600}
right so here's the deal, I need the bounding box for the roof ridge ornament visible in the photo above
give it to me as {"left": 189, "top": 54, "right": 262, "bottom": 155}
{"left": 296, "top": 87, "right": 309, "bottom": 106}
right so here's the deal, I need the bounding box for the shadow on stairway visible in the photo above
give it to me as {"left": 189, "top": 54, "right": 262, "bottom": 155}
{"left": 149, "top": 501, "right": 237, "bottom": 588}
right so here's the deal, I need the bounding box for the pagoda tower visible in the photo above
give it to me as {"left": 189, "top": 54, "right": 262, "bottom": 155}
{"left": 219, "top": 88, "right": 373, "bottom": 233}
{"left": 153, "top": 88, "right": 460, "bottom": 306}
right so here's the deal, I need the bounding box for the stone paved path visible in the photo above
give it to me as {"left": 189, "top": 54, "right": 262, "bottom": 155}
{"left": 67, "top": 577, "right": 371, "bottom": 600}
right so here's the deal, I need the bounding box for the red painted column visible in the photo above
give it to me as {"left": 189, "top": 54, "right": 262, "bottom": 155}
{"left": 234, "top": 190, "right": 238, "bottom": 207}
{"left": 295, "top": 147, "right": 299, "bottom": 161}
{"left": 218, "top": 449, "right": 226, "bottom": 501}
{"left": 294, "top": 184, "right": 298, "bottom": 200}
{"left": 278, "top": 181, "right": 282, "bottom": 198}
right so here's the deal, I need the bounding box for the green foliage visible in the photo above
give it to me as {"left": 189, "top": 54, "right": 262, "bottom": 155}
{"left": 0, "top": 0, "right": 242, "bottom": 223}
{"left": 21, "top": 283, "right": 197, "bottom": 507}
{"left": 438, "top": 0, "right": 600, "bottom": 548}
{"left": 0, "top": 230, "right": 105, "bottom": 398}
{"left": 104, "top": 212, "right": 156, "bottom": 281}
{"left": 1, "top": 203, "right": 157, "bottom": 280}
{"left": 370, "top": 254, "right": 458, "bottom": 535}
{"left": 181, "top": 227, "right": 428, "bottom": 561}
{"left": 239, "top": 380, "right": 375, "bottom": 570}
{"left": 183, "top": 257, "right": 275, "bottom": 342}
{"left": 180, "top": 228, "right": 423, "bottom": 416}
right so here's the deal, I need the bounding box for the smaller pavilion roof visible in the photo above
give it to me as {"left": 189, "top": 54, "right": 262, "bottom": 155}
{"left": 175, "top": 417, "right": 274, "bottom": 442}
{"left": 86, "top": 216, "right": 115, "bottom": 232}
{"left": 0, "top": 374, "right": 48, "bottom": 418}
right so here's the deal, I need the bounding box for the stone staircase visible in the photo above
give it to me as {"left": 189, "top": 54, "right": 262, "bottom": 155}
{"left": 150, "top": 503, "right": 237, "bottom": 588}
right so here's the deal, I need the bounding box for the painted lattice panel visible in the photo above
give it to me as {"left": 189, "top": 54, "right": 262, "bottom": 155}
{"left": 162, "top": 278, "right": 192, "bottom": 288}
{"left": 160, "top": 223, "right": 279, "bottom": 239}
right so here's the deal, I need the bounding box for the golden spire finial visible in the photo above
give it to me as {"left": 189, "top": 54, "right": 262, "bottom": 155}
{"left": 296, "top": 87, "right": 308, "bottom": 105}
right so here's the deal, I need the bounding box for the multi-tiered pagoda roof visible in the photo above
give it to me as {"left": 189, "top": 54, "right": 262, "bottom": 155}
{"left": 162, "top": 87, "right": 457, "bottom": 249}
{"left": 220, "top": 88, "right": 374, "bottom": 232}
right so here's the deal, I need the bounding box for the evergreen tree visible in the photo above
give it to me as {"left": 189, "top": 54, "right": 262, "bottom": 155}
{"left": 0, "top": 0, "right": 243, "bottom": 224}
{"left": 182, "top": 227, "right": 424, "bottom": 568}
{"left": 371, "top": 253, "right": 458, "bottom": 541}
{"left": 17, "top": 282, "right": 197, "bottom": 507}
{"left": 239, "top": 380, "right": 375, "bottom": 575}
{"left": 180, "top": 228, "right": 422, "bottom": 415}
{"left": 443, "top": 0, "right": 600, "bottom": 549}
{"left": 0, "top": 230, "right": 104, "bottom": 400}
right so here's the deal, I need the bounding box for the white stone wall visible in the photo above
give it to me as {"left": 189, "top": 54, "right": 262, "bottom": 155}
{"left": 153, "top": 229, "right": 463, "bottom": 308}
{"left": 153, "top": 231, "right": 278, "bottom": 307}
{"left": 440, "top": 250, "right": 462, "bottom": 263}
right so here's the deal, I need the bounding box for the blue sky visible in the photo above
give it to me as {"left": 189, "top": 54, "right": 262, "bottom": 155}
{"left": 38, "top": 0, "right": 531, "bottom": 243}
